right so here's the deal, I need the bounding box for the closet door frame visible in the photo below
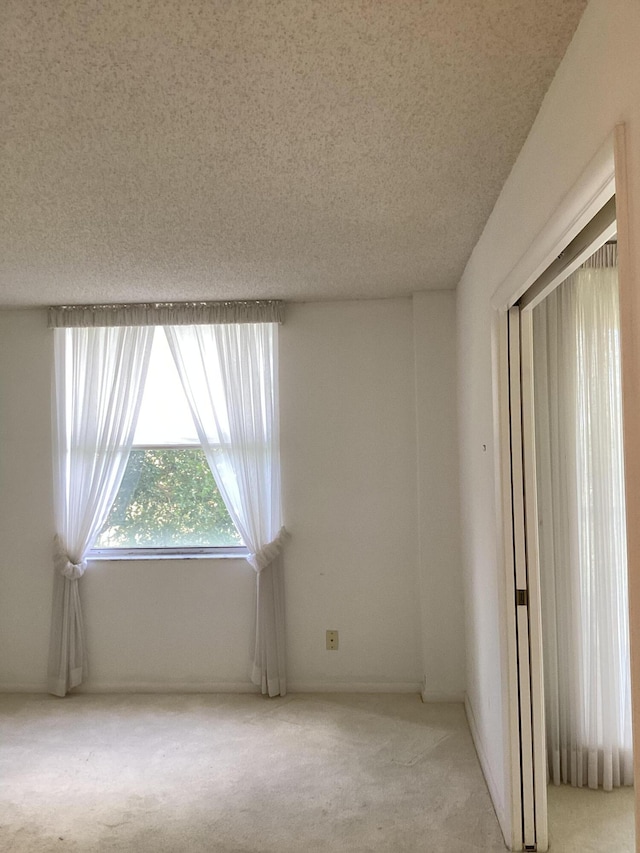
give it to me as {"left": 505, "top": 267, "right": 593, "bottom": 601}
{"left": 490, "top": 128, "right": 633, "bottom": 851}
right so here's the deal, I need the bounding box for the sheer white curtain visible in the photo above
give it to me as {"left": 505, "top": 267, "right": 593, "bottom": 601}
{"left": 48, "top": 326, "right": 153, "bottom": 696}
{"left": 165, "top": 323, "right": 288, "bottom": 697}
{"left": 533, "top": 250, "right": 633, "bottom": 789}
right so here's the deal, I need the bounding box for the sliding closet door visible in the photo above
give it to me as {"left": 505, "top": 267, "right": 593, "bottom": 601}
{"left": 507, "top": 305, "right": 548, "bottom": 851}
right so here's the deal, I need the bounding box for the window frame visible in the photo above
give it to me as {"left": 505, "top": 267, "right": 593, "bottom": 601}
{"left": 89, "top": 442, "right": 247, "bottom": 561}
{"left": 89, "top": 545, "right": 249, "bottom": 561}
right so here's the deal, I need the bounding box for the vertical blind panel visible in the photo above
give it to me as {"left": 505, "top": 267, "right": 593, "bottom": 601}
{"left": 533, "top": 256, "right": 632, "bottom": 790}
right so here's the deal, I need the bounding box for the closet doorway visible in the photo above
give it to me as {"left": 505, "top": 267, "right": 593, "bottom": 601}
{"left": 498, "top": 130, "right": 640, "bottom": 849}
{"left": 521, "top": 226, "right": 634, "bottom": 852}
{"left": 491, "top": 128, "right": 640, "bottom": 852}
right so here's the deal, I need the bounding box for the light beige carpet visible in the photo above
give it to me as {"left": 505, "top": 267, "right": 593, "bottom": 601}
{"left": 546, "top": 782, "right": 635, "bottom": 852}
{"left": 0, "top": 693, "right": 507, "bottom": 852}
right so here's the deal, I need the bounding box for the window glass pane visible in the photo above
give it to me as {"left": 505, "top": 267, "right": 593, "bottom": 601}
{"left": 94, "top": 448, "right": 243, "bottom": 548}
{"left": 134, "top": 331, "right": 200, "bottom": 446}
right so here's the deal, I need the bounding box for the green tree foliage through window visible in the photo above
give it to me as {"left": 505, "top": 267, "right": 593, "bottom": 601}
{"left": 95, "top": 448, "right": 242, "bottom": 549}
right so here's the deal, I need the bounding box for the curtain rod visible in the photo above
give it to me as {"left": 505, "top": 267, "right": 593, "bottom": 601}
{"left": 48, "top": 299, "right": 286, "bottom": 328}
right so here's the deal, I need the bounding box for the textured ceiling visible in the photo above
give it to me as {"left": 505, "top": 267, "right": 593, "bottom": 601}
{"left": 1, "top": 0, "right": 587, "bottom": 307}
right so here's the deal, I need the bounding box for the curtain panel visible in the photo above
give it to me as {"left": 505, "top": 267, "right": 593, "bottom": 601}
{"left": 166, "top": 323, "right": 288, "bottom": 696}
{"left": 49, "top": 326, "right": 153, "bottom": 696}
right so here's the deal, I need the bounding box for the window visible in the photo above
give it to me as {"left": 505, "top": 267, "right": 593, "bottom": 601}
{"left": 91, "top": 329, "right": 245, "bottom": 558}
{"left": 50, "top": 302, "right": 286, "bottom": 697}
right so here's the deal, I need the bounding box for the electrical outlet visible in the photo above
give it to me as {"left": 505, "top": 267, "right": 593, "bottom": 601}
{"left": 326, "top": 630, "right": 339, "bottom": 650}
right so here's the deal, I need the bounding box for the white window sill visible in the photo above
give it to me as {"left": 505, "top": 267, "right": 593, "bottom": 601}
{"left": 88, "top": 547, "right": 249, "bottom": 562}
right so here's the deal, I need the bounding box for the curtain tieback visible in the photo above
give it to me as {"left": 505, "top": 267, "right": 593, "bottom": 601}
{"left": 53, "top": 535, "right": 87, "bottom": 580}
{"left": 248, "top": 527, "right": 290, "bottom": 573}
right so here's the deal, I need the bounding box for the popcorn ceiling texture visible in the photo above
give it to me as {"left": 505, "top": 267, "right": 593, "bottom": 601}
{"left": 0, "top": 0, "right": 586, "bottom": 307}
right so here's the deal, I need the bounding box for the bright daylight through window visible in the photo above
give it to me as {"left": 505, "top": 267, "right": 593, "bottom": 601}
{"left": 93, "top": 330, "right": 244, "bottom": 554}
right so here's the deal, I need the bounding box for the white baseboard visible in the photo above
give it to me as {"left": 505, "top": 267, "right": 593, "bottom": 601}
{"left": 464, "top": 693, "right": 509, "bottom": 846}
{"left": 1, "top": 681, "right": 261, "bottom": 695}
{"left": 0, "top": 680, "right": 423, "bottom": 695}
{"left": 75, "top": 681, "right": 260, "bottom": 694}
{"left": 421, "top": 688, "right": 465, "bottom": 703}
{"left": 288, "top": 681, "right": 422, "bottom": 694}
{"left": 0, "top": 683, "right": 47, "bottom": 693}
{"left": 79, "top": 681, "right": 422, "bottom": 695}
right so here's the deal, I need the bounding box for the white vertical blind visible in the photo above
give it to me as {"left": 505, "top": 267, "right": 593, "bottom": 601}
{"left": 533, "top": 250, "right": 633, "bottom": 789}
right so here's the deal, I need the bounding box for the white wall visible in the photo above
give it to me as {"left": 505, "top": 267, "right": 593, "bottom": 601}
{"left": 0, "top": 297, "right": 462, "bottom": 695}
{"left": 457, "top": 0, "right": 640, "bottom": 843}
{"left": 413, "top": 292, "right": 465, "bottom": 701}
{"left": 0, "top": 310, "right": 54, "bottom": 689}
{"left": 280, "top": 300, "right": 422, "bottom": 689}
